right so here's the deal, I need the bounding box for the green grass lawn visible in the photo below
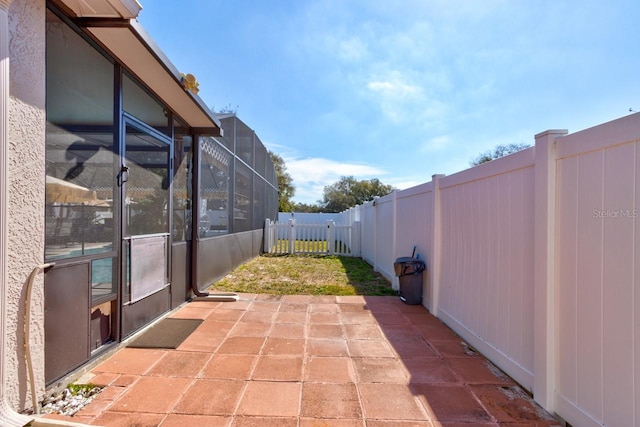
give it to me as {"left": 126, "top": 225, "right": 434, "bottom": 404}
{"left": 208, "top": 254, "right": 395, "bottom": 296}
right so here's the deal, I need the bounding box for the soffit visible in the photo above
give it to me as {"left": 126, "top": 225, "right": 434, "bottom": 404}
{"left": 58, "top": 0, "right": 142, "bottom": 19}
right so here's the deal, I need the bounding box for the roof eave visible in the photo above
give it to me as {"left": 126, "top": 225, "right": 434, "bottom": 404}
{"left": 79, "top": 19, "right": 221, "bottom": 134}
{"left": 56, "top": 0, "right": 222, "bottom": 135}
{"left": 55, "top": 0, "right": 142, "bottom": 19}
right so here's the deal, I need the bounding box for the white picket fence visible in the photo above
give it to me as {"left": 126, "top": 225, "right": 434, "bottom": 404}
{"left": 264, "top": 219, "right": 360, "bottom": 256}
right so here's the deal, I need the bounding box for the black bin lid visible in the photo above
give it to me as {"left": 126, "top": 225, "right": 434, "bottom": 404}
{"left": 395, "top": 257, "right": 422, "bottom": 264}
{"left": 393, "top": 257, "right": 425, "bottom": 275}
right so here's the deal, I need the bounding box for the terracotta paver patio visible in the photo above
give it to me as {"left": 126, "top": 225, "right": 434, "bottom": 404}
{"left": 43, "top": 294, "right": 561, "bottom": 426}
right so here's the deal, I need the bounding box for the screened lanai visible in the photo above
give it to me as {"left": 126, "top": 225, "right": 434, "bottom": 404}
{"left": 43, "top": 2, "right": 278, "bottom": 386}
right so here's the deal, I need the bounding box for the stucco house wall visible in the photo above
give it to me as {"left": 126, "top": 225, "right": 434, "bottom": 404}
{"left": 6, "top": 0, "right": 46, "bottom": 410}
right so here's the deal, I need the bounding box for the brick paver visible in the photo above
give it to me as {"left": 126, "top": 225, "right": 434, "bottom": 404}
{"left": 42, "top": 294, "right": 561, "bottom": 426}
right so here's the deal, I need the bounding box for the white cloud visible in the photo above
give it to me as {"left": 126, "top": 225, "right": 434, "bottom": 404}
{"left": 287, "top": 157, "right": 385, "bottom": 180}
{"left": 387, "top": 178, "right": 427, "bottom": 191}
{"left": 284, "top": 156, "right": 387, "bottom": 204}
{"left": 262, "top": 141, "right": 296, "bottom": 158}
{"left": 420, "top": 135, "right": 451, "bottom": 153}
{"left": 363, "top": 69, "right": 451, "bottom": 130}
{"left": 288, "top": 3, "right": 459, "bottom": 132}
{"left": 364, "top": 71, "right": 427, "bottom": 123}
{"left": 337, "top": 37, "right": 369, "bottom": 62}
{"left": 367, "top": 79, "right": 422, "bottom": 98}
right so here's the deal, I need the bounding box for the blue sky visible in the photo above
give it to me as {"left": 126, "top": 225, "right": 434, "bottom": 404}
{"left": 138, "top": 1, "right": 640, "bottom": 204}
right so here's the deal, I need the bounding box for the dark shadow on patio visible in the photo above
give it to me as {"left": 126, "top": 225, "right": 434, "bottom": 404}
{"left": 359, "top": 296, "right": 561, "bottom": 425}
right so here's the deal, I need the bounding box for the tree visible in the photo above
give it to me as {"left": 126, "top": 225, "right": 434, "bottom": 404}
{"left": 470, "top": 143, "right": 531, "bottom": 166}
{"left": 320, "top": 176, "right": 394, "bottom": 213}
{"left": 269, "top": 151, "right": 295, "bottom": 212}
{"left": 291, "top": 202, "right": 322, "bottom": 213}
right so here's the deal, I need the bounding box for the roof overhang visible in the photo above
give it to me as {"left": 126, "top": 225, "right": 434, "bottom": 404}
{"left": 52, "top": 0, "right": 222, "bottom": 134}
{"left": 56, "top": 0, "right": 142, "bottom": 19}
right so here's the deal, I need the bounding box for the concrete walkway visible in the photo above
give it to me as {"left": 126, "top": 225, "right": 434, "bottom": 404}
{"left": 44, "top": 294, "right": 561, "bottom": 426}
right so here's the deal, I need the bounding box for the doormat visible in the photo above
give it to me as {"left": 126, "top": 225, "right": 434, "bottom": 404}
{"left": 127, "top": 318, "right": 203, "bottom": 349}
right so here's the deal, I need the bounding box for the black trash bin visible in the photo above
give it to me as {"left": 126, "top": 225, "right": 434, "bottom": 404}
{"left": 394, "top": 257, "right": 426, "bottom": 305}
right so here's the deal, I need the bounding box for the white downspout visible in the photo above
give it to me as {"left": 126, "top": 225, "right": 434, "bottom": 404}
{"left": 0, "top": 1, "right": 33, "bottom": 425}
{"left": 0, "top": 8, "right": 34, "bottom": 427}
{"left": 1, "top": 3, "right": 95, "bottom": 426}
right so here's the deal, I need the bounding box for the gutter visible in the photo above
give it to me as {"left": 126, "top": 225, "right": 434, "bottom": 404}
{"left": 189, "top": 133, "right": 207, "bottom": 298}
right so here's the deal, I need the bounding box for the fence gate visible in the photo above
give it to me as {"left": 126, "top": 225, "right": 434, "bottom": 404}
{"left": 264, "top": 219, "right": 360, "bottom": 256}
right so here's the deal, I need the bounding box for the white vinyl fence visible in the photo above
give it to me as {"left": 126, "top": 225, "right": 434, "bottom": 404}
{"left": 332, "top": 113, "right": 640, "bottom": 427}
{"left": 264, "top": 219, "right": 359, "bottom": 256}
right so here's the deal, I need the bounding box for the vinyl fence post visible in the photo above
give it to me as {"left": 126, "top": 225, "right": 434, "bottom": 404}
{"left": 429, "top": 174, "right": 445, "bottom": 314}
{"left": 288, "top": 218, "right": 296, "bottom": 254}
{"left": 327, "top": 220, "right": 335, "bottom": 255}
{"left": 372, "top": 198, "right": 379, "bottom": 274}
{"left": 392, "top": 189, "right": 398, "bottom": 273}
{"left": 264, "top": 218, "right": 271, "bottom": 253}
{"left": 533, "top": 129, "right": 566, "bottom": 413}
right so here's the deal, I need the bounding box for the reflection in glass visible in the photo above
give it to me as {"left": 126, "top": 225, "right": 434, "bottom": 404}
{"left": 45, "top": 125, "right": 115, "bottom": 260}
{"left": 123, "top": 74, "right": 170, "bottom": 136}
{"left": 124, "top": 125, "right": 170, "bottom": 237}
{"left": 46, "top": 10, "right": 113, "bottom": 126}
{"left": 91, "top": 257, "right": 116, "bottom": 303}
{"left": 124, "top": 240, "right": 131, "bottom": 300}
{"left": 173, "top": 123, "right": 192, "bottom": 241}
{"left": 45, "top": 10, "right": 116, "bottom": 260}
